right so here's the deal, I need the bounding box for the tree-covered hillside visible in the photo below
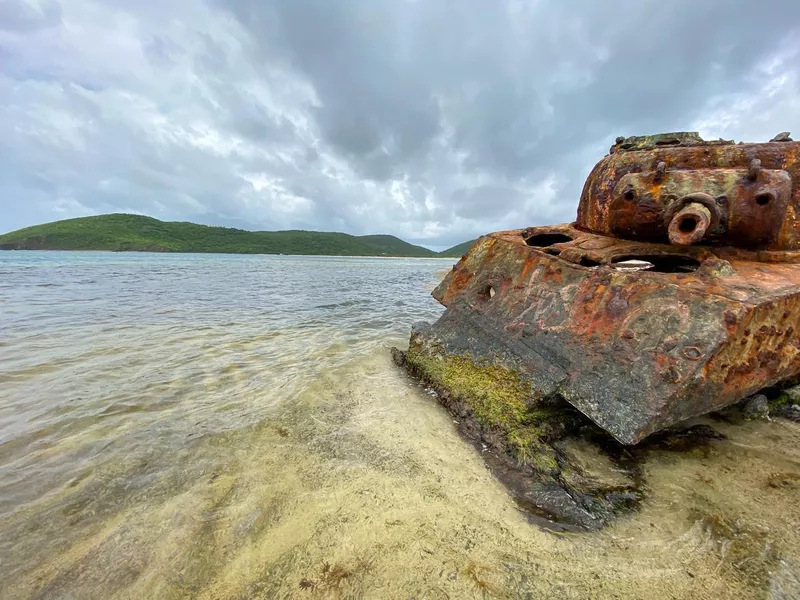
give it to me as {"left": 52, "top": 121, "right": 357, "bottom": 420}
{"left": 0, "top": 214, "right": 454, "bottom": 257}
{"left": 439, "top": 239, "right": 478, "bottom": 258}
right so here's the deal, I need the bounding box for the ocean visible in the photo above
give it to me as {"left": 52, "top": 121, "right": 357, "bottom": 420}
{"left": 1, "top": 251, "right": 799, "bottom": 599}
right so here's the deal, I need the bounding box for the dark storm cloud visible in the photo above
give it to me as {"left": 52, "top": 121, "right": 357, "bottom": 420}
{"left": 1, "top": 0, "right": 799, "bottom": 246}
{"left": 222, "top": 0, "right": 800, "bottom": 175}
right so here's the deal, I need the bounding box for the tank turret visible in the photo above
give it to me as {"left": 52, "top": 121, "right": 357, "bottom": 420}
{"left": 577, "top": 132, "right": 800, "bottom": 251}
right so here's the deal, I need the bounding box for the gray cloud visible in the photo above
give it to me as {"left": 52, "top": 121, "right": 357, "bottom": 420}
{"left": 0, "top": 0, "right": 61, "bottom": 32}
{"left": 1, "top": 0, "right": 799, "bottom": 247}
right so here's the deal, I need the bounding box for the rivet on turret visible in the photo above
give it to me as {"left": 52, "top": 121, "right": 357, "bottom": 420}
{"left": 747, "top": 158, "right": 761, "bottom": 181}
{"left": 654, "top": 161, "right": 666, "bottom": 183}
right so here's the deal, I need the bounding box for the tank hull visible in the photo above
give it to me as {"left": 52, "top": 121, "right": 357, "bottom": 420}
{"left": 417, "top": 225, "right": 800, "bottom": 444}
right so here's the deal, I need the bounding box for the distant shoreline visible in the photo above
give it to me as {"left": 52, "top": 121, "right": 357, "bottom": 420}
{"left": 0, "top": 247, "right": 459, "bottom": 260}
{"left": 0, "top": 213, "right": 474, "bottom": 259}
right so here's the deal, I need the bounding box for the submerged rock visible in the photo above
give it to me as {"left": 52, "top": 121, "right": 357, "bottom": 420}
{"left": 741, "top": 393, "right": 770, "bottom": 420}
{"left": 390, "top": 347, "right": 406, "bottom": 367}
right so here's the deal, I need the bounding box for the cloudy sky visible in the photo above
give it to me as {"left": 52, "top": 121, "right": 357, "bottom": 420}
{"left": 2, "top": 0, "right": 799, "bottom": 248}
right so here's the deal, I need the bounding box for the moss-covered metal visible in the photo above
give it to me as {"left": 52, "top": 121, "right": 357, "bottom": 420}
{"left": 404, "top": 335, "right": 563, "bottom": 474}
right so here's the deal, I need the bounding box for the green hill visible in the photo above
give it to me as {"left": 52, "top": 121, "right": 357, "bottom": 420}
{"left": 0, "top": 214, "right": 445, "bottom": 257}
{"left": 439, "top": 239, "right": 477, "bottom": 257}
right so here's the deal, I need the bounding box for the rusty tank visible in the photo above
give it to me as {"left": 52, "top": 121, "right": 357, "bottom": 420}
{"left": 405, "top": 131, "right": 800, "bottom": 445}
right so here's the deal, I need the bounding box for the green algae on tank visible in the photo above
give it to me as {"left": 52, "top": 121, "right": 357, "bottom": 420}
{"left": 394, "top": 324, "right": 644, "bottom": 530}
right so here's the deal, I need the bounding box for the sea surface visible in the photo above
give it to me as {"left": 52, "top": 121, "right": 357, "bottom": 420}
{"left": 1, "top": 251, "right": 799, "bottom": 599}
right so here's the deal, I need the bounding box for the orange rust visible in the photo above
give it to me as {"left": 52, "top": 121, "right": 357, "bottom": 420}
{"left": 519, "top": 254, "right": 538, "bottom": 282}
{"left": 422, "top": 132, "right": 800, "bottom": 444}
{"left": 578, "top": 137, "right": 800, "bottom": 250}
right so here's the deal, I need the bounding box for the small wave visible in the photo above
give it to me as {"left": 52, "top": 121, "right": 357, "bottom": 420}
{"left": 315, "top": 299, "right": 373, "bottom": 310}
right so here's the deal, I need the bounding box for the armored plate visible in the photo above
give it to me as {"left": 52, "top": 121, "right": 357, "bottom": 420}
{"left": 425, "top": 226, "right": 800, "bottom": 444}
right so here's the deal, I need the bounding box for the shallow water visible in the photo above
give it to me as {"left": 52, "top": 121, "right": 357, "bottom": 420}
{"left": 1, "top": 251, "right": 799, "bottom": 599}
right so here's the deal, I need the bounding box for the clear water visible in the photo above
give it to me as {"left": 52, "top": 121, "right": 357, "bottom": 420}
{"left": 1, "top": 251, "right": 799, "bottom": 599}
